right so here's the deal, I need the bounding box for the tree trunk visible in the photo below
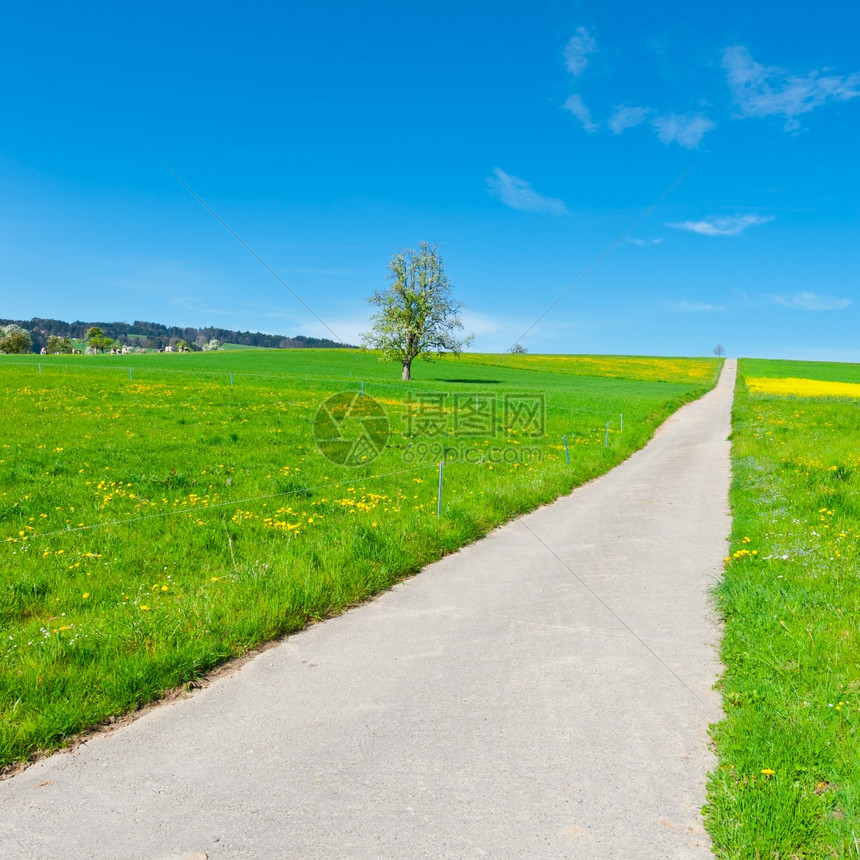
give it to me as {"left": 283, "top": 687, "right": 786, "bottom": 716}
{"left": 401, "top": 361, "right": 411, "bottom": 381}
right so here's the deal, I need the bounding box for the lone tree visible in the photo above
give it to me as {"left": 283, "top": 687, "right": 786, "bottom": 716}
{"left": 713, "top": 344, "right": 726, "bottom": 357}
{"left": 362, "top": 242, "right": 473, "bottom": 380}
{"left": 86, "top": 326, "right": 114, "bottom": 353}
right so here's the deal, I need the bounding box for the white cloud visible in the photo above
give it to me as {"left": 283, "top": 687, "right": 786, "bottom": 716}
{"left": 723, "top": 45, "right": 860, "bottom": 130}
{"left": 625, "top": 237, "right": 663, "bottom": 246}
{"left": 563, "top": 94, "right": 598, "bottom": 132}
{"left": 487, "top": 168, "right": 568, "bottom": 215}
{"left": 564, "top": 27, "right": 597, "bottom": 78}
{"left": 608, "top": 105, "right": 651, "bottom": 134}
{"left": 770, "top": 292, "right": 852, "bottom": 311}
{"left": 651, "top": 112, "right": 715, "bottom": 148}
{"left": 670, "top": 300, "right": 726, "bottom": 311}
{"left": 668, "top": 214, "right": 774, "bottom": 236}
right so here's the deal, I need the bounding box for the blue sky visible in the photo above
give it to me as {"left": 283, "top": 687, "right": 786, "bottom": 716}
{"left": 2, "top": 1, "right": 858, "bottom": 359}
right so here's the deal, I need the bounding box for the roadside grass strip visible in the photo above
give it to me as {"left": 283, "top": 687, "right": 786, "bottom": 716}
{"left": 0, "top": 350, "right": 718, "bottom": 771}
{"left": 707, "top": 359, "right": 860, "bottom": 857}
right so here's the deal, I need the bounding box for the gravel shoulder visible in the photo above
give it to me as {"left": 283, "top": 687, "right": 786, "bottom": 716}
{"left": 0, "top": 361, "right": 735, "bottom": 859}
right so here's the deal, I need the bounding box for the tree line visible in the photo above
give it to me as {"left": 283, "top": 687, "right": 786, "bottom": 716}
{"left": 0, "top": 318, "right": 356, "bottom": 353}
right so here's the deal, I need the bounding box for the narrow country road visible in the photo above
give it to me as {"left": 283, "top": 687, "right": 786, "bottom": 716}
{"left": 0, "top": 361, "right": 735, "bottom": 859}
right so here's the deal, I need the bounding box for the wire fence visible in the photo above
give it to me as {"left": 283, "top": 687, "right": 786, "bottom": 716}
{"left": 3, "top": 413, "right": 628, "bottom": 547}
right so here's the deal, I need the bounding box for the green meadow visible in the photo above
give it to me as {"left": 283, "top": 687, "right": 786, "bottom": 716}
{"left": 707, "top": 358, "right": 860, "bottom": 857}
{"left": 0, "top": 349, "right": 718, "bottom": 771}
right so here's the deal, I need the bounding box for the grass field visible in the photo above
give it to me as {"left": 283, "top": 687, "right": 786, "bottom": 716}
{"left": 0, "top": 349, "right": 718, "bottom": 771}
{"left": 707, "top": 358, "right": 860, "bottom": 857}
{"left": 219, "top": 342, "right": 268, "bottom": 351}
{"left": 457, "top": 351, "right": 721, "bottom": 384}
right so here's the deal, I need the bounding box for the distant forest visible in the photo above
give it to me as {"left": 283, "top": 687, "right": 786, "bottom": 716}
{"left": 0, "top": 318, "right": 356, "bottom": 353}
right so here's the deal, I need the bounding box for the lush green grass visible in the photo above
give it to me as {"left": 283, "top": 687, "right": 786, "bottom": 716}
{"left": 219, "top": 342, "right": 268, "bottom": 350}
{"left": 706, "top": 358, "right": 860, "bottom": 857}
{"left": 455, "top": 351, "right": 720, "bottom": 384}
{"left": 740, "top": 358, "right": 860, "bottom": 385}
{"left": 0, "top": 349, "right": 718, "bottom": 771}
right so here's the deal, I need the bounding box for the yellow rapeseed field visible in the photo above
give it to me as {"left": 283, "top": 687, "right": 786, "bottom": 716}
{"left": 746, "top": 376, "right": 860, "bottom": 400}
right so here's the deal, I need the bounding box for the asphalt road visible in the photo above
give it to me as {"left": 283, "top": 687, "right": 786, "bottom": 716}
{"left": 0, "top": 361, "right": 735, "bottom": 859}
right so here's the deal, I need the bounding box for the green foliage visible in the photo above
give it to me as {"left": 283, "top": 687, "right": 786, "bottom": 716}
{"left": 0, "top": 325, "right": 32, "bottom": 354}
{"left": 45, "top": 336, "right": 74, "bottom": 355}
{"left": 362, "top": 242, "right": 473, "bottom": 380}
{"left": 1, "top": 317, "right": 355, "bottom": 351}
{"left": 85, "top": 327, "right": 114, "bottom": 353}
{"left": 706, "top": 358, "right": 860, "bottom": 856}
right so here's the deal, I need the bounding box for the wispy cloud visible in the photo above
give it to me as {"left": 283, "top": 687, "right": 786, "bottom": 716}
{"left": 559, "top": 33, "right": 717, "bottom": 149}
{"left": 723, "top": 45, "right": 860, "bottom": 131}
{"left": 625, "top": 237, "right": 663, "bottom": 246}
{"left": 487, "top": 168, "right": 568, "bottom": 215}
{"left": 770, "top": 291, "right": 852, "bottom": 311}
{"left": 668, "top": 214, "right": 774, "bottom": 236}
{"left": 651, "top": 112, "right": 715, "bottom": 148}
{"left": 608, "top": 105, "right": 651, "bottom": 134}
{"left": 670, "top": 300, "right": 726, "bottom": 312}
{"left": 564, "top": 27, "right": 597, "bottom": 78}
{"left": 563, "top": 94, "right": 598, "bottom": 132}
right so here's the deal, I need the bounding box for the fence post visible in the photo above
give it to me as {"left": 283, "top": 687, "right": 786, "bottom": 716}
{"left": 620, "top": 413, "right": 623, "bottom": 433}
{"left": 229, "top": 372, "right": 234, "bottom": 387}
{"left": 38, "top": 363, "right": 42, "bottom": 375}
{"left": 605, "top": 423, "right": 610, "bottom": 447}
{"left": 128, "top": 367, "right": 133, "bottom": 381}
{"left": 563, "top": 434, "right": 570, "bottom": 465}
{"left": 436, "top": 461, "right": 444, "bottom": 518}
{"left": 361, "top": 381, "right": 364, "bottom": 398}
